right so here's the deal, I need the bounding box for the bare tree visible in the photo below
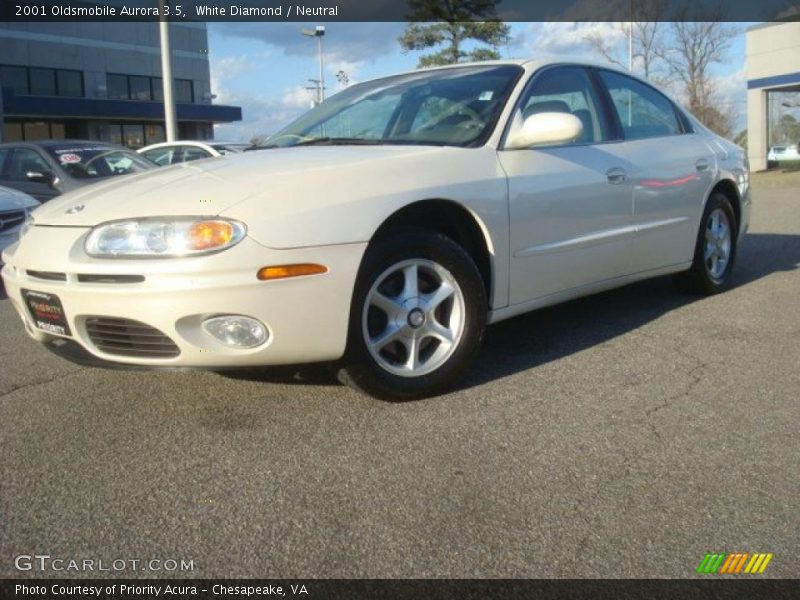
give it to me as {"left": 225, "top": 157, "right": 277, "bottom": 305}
{"left": 584, "top": 0, "right": 669, "bottom": 82}
{"left": 659, "top": 16, "right": 739, "bottom": 137}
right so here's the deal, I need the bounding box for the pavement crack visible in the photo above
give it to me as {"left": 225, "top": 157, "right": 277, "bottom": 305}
{"left": 644, "top": 357, "right": 709, "bottom": 442}
{"left": 0, "top": 368, "right": 86, "bottom": 400}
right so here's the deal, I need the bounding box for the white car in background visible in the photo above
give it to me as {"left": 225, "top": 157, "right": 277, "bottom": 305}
{"left": 1, "top": 59, "right": 750, "bottom": 399}
{"left": 0, "top": 186, "right": 38, "bottom": 257}
{"left": 767, "top": 144, "right": 800, "bottom": 162}
{"left": 138, "top": 141, "right": 250, "bottom": 166}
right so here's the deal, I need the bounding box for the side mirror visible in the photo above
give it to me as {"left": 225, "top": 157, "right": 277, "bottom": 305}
{"left": 26, "top": 170, "right": 55, "bottom": 185}
{"left": 506, "top": 112, "right": 584, "bottom": 149}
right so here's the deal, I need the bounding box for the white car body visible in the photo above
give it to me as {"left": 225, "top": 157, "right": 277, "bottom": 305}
{"left": 137, "top": 141, "right": 249, "bottom": 166}
{"left": 767, "top": 144, "right": 800, "bottom": 162}
{"left": 1, "top": 59, "right": 751, "bottom": 397}
{"left": 0, "top": 186, "right": 39, "bottom": 257}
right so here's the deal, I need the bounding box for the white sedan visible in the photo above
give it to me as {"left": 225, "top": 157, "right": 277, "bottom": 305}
{"left": 138, "top": 141, "right": 250, "bottom": 166}
{"left": 1, "top": 59, "right": 750, "bottom": 399}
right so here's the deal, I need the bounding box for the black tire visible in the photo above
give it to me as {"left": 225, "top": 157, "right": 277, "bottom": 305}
{"left": 673, "top": 192, "right": 738, "bottom": 295}
{"left": 338, "top": 231, "right": 487, "bottom": 401}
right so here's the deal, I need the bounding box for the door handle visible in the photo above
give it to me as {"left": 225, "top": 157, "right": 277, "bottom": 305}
{"left": 606, "top": 167, "right": 627, "bottom": 185}
{"left": 695, "top": 159, "right": 710, "bottom": 172}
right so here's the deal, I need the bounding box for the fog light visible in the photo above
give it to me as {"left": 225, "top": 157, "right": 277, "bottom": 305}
{"left": 201, "top": 315, "right": 268, "bottom": 348}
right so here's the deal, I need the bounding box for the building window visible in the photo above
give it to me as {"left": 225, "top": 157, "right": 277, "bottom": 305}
{"left": 51, "top": 122, "right": 66, "bottom": 139}
{"left": 122, "top": 124, "right": 145, "bottom": 148}
{"left": 4, "top": 120, "right": 67, "bottom": 141}
{"left": 129, "top": 75, "right": 152, "bottom": 101}
{"left": 23, "top": 121, "right": 51, "bottom": 141}
{"left": 1, "top": 66, "right": 83, "bottom": 97}
{"left": 145, "top": 123, "right": 166, "bottom": 144}
{"left": 3, "top": 122, "right": 24, "bottom": 142}
{"left": 104, "top": 74, "right": 195, "bottom": 103}
{"left": 152, "top": 77, "right": 164, "bottom": 102}
{"left": 29, "top": 68, "right": 57, "bottom": 96}
{"left": 56, "top": 70, "right": 83, "bottom": 97}
{"left": 0, "top": 65, "right": 29, "bottom": 95}
{"left": 107, "top": 74, "right": 129, "bottom": 100}
{"left": 174, "top": 79, "right": 193, "bottom": 103}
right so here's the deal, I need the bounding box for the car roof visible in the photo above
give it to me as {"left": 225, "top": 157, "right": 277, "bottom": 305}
{"left": 359, "top": 56, "right": 630, "bottom": 90}
{"left": 410, "top": 56, "right": 622, "bottom": 73}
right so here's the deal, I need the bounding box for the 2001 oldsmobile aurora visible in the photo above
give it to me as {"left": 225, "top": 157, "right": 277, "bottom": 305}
{"left": 1, "top": 59, "right": 750, "bottom": 400}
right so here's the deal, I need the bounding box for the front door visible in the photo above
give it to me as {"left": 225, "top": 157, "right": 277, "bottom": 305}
{"left": 498, "top": 66, "right": 634, "bottom": 305}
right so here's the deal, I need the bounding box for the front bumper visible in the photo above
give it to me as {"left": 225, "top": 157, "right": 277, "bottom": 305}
{"left": 1, "top": 226, "right": 366, "bottom": 367}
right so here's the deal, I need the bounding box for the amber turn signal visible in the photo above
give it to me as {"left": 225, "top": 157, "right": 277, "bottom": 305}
{"left": 257, "top": 264, "right": 329, "bottom": 280}
{"left": 188, "top": 220, "right": 235, "bottom": 251}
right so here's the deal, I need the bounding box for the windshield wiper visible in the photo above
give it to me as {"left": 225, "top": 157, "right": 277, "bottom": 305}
{"left": 292, "top": 137, "right": 388, "bottom": 146}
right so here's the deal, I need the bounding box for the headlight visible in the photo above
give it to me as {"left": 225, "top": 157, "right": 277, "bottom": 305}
{"left": 85, "top": 217, "right": 246, "bottom": 258}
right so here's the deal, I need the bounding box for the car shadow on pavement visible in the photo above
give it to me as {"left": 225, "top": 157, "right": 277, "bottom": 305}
{"left": 456, "top": 232, "right": 800, "bottom": 392}
{"left": 12, "top": 232, "right": 800, "bottom": 394}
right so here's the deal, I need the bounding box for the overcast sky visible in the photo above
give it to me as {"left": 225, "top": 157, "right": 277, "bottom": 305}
{"left": 208, "top": 22, "right": 750, "bottom": 142}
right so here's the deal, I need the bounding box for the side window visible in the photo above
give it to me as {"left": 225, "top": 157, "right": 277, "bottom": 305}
{"left": 142, "top": 148, "right": 172, "bottom": 166}
{"left": 7, "top": 149, "right": 51, "bottom": 181}
{"left": 598, "top": 70, "right": 682, "bottom": 140}
{"left": 181, "top": 147, "right": 211, "bottom": 162}
{"left": 514, "top": 67, "right": 612, "bottom": 144}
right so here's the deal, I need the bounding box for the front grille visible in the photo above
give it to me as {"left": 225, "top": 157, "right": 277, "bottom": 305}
{"left": 85, "top": 317, "right": 180, "bottom": 359}
{"left": 77, "top": 274, "right": 145, "bottom": 284}
{"left": 0, "top": 210, "right": 26, "bottom": 233}
{"left": 27, "top": 270, "right": 67, "bottom": 281}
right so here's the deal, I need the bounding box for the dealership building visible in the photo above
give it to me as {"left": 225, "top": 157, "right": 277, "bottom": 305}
{"left": 746, "top": 21, "right": 800, "bottom": 171}
{"left": 0, "top": 22, "right": 241, "bottom": 147}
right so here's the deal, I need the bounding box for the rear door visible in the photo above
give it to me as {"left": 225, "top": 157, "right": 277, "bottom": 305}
{"left": 595, "top": 70, "right": 715, "bottom": 272}
{"left": 498, "top": 66, "right": 634, "bottom": 305}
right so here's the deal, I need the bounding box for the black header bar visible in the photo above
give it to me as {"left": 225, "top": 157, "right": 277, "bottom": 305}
{"left": 1, "top": 0, "right": 799, "bottom": 22}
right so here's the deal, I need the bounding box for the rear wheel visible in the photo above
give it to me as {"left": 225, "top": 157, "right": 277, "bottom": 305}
{"left": 338, "top": 231, "right": 487, "bottom": 401}
{"left": 674, "top": 192, "right": 738, "bottom": 295}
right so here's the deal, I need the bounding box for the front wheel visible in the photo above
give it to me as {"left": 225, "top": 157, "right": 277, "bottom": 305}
{"left": 674, "top": 192, "right": 738, "bottom": 295}
{"left": 338, "top": 231, "right": 487, "bottom": 401}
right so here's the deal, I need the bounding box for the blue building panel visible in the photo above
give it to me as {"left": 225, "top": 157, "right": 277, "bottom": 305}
{"left": 1, "top": 90, "right": 241, "bottom": 123}
{"left": 747, "top": 71, "right": 800, "bottom": 90}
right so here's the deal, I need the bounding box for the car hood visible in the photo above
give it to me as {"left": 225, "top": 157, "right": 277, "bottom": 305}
{"left": 0, "top": 186, "right": 39, "bottom": 210}
{"left": 31, "top": 146, "right": 446, "bottom": 227}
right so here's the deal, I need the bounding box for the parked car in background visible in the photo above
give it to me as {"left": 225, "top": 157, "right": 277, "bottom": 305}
{"left": 0, "top": 141, "right": 156, "bottom": 202}
{"left": 767, "top": 144, "right": 800, "bottom": 162}
{"left": 1, "top": 59, "right": 751, "bottom": 400}
{"left": 138, "top": 141, "right": 250, "bottom": 166}
{"left": 0, "top": 185, "right": 38, "bottom": 257}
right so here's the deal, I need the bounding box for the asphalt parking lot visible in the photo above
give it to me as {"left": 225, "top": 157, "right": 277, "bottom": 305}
{"left": 1, "top": 176, "right": 798, "bottom": 579}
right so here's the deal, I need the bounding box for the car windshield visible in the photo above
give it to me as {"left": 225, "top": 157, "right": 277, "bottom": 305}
{"left": 45, "top": 145, "right": 155, "bottom": 179}
{"left": 266, "top": 65, "right": 522, "bottom": 149}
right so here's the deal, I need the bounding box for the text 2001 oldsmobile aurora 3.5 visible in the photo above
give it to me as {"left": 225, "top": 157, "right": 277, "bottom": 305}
{"left": 1, "top": 59, "right": 750, "bottom": 399}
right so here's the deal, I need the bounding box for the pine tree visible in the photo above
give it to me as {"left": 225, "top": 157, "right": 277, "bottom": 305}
{"left": 399, "top": 0, "right": 510, "bottom": 68}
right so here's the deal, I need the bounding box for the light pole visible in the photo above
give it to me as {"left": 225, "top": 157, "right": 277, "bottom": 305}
{"left": 159, "top": 0, "right": 177, "bottom": 142}
{"left": 628, "top": 0, "right": 633, "bottom": 72}
{"left": 301, "top": 25, "right": 325, "bottom": 105}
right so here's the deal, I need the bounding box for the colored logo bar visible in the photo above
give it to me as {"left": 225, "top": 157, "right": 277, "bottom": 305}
{"left": 696, "top": 552, "right": 773, "bottom": 574}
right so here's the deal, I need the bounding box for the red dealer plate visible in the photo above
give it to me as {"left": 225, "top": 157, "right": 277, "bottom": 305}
{"left": 22, "top": 289, "right": 72, "bottom": 337}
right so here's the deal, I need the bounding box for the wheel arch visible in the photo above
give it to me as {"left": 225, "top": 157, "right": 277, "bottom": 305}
{"left": 708, "top": 178, "right": 741, "bottom": 234}
{"left": 368, "top": 199, "right": 496, "bottom": 308}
